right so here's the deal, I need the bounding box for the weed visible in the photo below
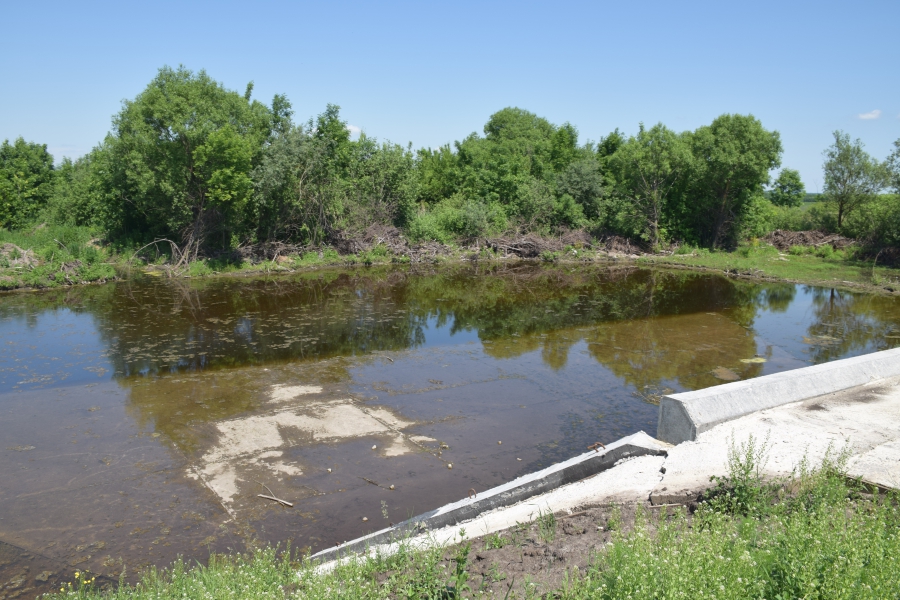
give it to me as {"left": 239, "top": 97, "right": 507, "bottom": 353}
{"left": 605, "top": 505, "right": 622, "bottom": 532}
{"left": 539, "top": 250, "right": 559, "bottom": 263}
{"left": 535, "top": 506, "right": 557, "bottom": 544}
{"left": 445, "top": 541, "right": 472, "bottom": 598}
{"left": 704, "top": 431, "right": 773, "bottom": 517}
{"left": 815, "top": 244, "right": 835, "bottom": 258}
{"left": 187, "top": 260, "right": 213, "bottom": 277}
{"left": 483, "top": 532, "right": 509, "bottom": 550}
{"left": 486, "top": 561, "right": 507, "bottom": 583}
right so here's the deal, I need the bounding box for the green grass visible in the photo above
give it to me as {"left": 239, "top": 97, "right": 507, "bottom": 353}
{"left": 0, "top": 225, "right": 118, "bottom": 289}
{"left": 644, "top": 242, "right": 900, "bottom": 291}
{"left": 48, "top": 442, "right": 899, "bottom": 600}
{"left": 557, "top": 441, "right": 899, "bottom": 600}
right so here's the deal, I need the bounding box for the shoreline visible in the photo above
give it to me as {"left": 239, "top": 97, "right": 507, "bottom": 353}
{"left": 2, "top": 246, "right": 899, "bottom": 297}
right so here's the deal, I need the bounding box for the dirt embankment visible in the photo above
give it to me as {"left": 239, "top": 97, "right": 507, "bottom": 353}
{"left": 411, "top": 501, "right": 688, "bottom": 598}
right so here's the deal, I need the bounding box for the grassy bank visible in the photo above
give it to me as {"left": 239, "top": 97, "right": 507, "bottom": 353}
{"left": 0, "top": 225, "right": 118, "bottom": 289}
{"left": 642, "top": 242, "right": 900, "bottom": 293}
{"left": 2, "top": 226, "right": 900, "bottom": 295}
{"left": 49, "top": 443, "right": 899, "bottom": 599}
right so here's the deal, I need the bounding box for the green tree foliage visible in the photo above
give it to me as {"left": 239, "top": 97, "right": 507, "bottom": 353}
{"left": 769, "top": 168, "right": 805, "bottom": 207}
{"left": 253, "top": 105, "right": 417, "bottom": 244}
{"left": 102, "top": 66, "right": 275, "bottom": 254}
{"left": 822, "top": 131, "right": 888, "bottom": 229}
{"left": 35, "top": 65, "right": 900, "bottom": 255}
{"left": 445, "top": 108, "right": 591, "bottom": 233}
{"left": 886, "top": 138, "right": 900, "bottom": 194}
{"left": 45, "top": 149, "right": 112, "bottom": 227}
{"left": 556, "top": 158, "right": 606, "bottom": 221}
{"left": 682, "top": 114, "right": 782, "bottom": 248}
{"left": 596, "top": 128, "right": 625, "bottom": 160}
{"left": 0, "top": 137, "right": 55, "bottom": 229}
{"left": 610, "top": 123, "right": 691, "bottom": 248}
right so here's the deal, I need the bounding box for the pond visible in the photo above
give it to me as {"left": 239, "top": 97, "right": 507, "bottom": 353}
{"left": 1, "top": 263, "right": 899, "bottom": 592}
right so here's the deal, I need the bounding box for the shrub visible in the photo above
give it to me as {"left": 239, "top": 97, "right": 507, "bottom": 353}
{"left": 842, "top": 194, "right": 900, "bottom": 247}
{"left": 407, "top": 197, "right": 507, "bottom": 243}
{"left": 770, "top": 204, "right": 817, "bottom": 231}
{"left": 674, "top": 244, "right": 698, "bottom": 255}
{"left": 188, "top": 260, "right": 214, "bottom": 277}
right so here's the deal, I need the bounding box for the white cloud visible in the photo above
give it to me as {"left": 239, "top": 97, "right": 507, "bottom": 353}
{"left": 858, "top": 109, "right": 881, "bottom": 120}
{"left": 346, "top": 124, "right": 361, "bottom": 136}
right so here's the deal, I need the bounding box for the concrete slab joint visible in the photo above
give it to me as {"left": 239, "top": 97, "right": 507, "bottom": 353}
{"left": 657, "top": 347, "right": 900, "bottom": 445}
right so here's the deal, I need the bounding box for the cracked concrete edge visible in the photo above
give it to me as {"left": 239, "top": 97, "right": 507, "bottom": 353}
{"left": 657, "top": 347, "right": 900, "bottom": 445}
{"left": 309, "top": 431, "right": 670, "bottom": 563}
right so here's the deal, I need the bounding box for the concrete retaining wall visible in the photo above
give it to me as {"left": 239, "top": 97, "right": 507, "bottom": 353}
{"left": 310, "top": 431, "right": 669, "bottom": 563}
{"left": 657, "top": 347, "right": 900, "bottom": 444}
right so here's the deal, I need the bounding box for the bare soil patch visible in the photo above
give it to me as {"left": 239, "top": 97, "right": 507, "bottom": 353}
{"left": 409, "top": 500, "right": 694, "bottom": 598}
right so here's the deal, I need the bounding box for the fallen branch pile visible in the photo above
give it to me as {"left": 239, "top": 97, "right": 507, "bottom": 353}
{"left": 763, "top": 230, "right": 856, "bottom": 251}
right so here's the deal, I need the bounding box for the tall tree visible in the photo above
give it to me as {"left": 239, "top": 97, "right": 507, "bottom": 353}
{"left": 103, "top": 66, "right": 275, "bottom": 254}
{"left": 610, "top": 123, "right": 690, "bottom": 248}
{"left": 0, "top": 137, "right": 55, "bottom": 229}
{"left": 886, "top": 138, "right": 900, "bottom": 194}
{"left": 687, "top": 114, "right": 782, "bottom": 248}
{"left": 769, "top": 168, "right": 805, "bottom": 207}
{"left": 822, "top": 131, "right": 888, "bottom": 229}
{"left": 253, "top": 105, "right": 416, "bottom": 243}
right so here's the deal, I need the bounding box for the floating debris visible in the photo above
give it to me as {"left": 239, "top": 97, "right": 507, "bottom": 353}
{"left": 740, "top": 357, "right": 767, "bottom": 364}
{"left": 803, "top": 335, "right": 841, "bottom": 346}
{"left": 712, "top": 367, "right": 740, "bottom": 381}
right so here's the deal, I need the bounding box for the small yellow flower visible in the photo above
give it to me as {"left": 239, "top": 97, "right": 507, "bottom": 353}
{"left": 74, "top": 572, "right": 80, "bottom": 578}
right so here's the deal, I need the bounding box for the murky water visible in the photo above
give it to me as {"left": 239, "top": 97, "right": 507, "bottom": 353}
{"left": 2, "top": 263, "right": 899, "bottom": 593}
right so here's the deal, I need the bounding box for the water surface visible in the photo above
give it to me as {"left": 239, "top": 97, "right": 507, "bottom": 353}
{"left": 1, "top": 264, "right": 898, "bottom": 592}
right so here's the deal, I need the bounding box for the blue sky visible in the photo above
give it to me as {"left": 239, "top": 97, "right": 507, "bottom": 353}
{"left": 3, "top": 0, "right": 898, "bottom": 190}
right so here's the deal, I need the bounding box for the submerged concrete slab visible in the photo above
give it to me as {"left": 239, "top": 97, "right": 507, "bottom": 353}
{"left": 314, "top": 454, "right": 666, "bottom": 573}
{"left": 657, "top": 347, "right": 900, "bottom": 444}
{"left": 651, "top": 374, "right": 900, "bottom": 504}
{"left": 310, "top": 431, "right": 669, "bottom": 563}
